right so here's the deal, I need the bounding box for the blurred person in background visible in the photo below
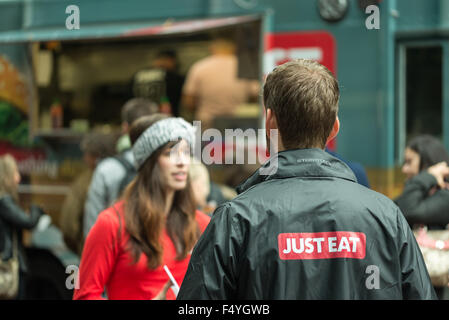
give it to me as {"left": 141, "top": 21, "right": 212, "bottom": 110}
{"left": 74, "top": 114, "right": 210, "bottom": 300}
{"left": 395, "top": 134, "right": 449, "bottom": 229}
{"left": 59, "top": 131, "right": 117, "bottom": 257}
{"left": 325, "top": 147, "right": 370, "bottom": 188}
{"left": 0, "top": 154, "right": 43, "bottom": 299}
{"left": 83, "top": 98, "right": 159, "bottom": 238}
{"left": 394, "top": 134, "right": 449, "bottom": 299}
{"left": 182, "top": 35, "right": 260, "bottom": 131}
{"left": 115, "top": 98, "right": 159, "bottom": 153}
{"left": 189, "top": 161, "right": 235, "bottom": 215}
{"left": 189, "top": 161, "right": 211, "bottom": 213}
{"left": 132, "top": 50, "right": 185, "bottom": 117}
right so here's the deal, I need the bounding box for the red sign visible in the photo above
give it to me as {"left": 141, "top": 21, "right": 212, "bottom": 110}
{"left": 0, "top": 141, "right": 45, "bottom": 162}
{"left": 278, "top": 231, "right": 366, "bottom": 260}
{"left": 264, "top": 31, "right": 336, "bottom": 75}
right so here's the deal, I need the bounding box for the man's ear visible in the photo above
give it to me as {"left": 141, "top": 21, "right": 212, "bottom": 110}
{"left": 265, "top": 108, "right": 277, "bottom": 139}
{"left": 326, "top": 116, "right": 340, "bottom": 145}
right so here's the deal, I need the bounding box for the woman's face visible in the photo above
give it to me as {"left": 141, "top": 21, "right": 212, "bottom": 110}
{"left": 402, "top": 147, "right": 420, "bottom": 180}
{"left": 158, "top": 140, "right": 191, "bottom": 192}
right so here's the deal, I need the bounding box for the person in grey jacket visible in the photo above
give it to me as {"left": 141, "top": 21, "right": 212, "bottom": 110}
{"left": 177, "top": 59, "right": 436, "bottom": 300}
{"left": 83, "top": 98, "right": 158, "bottom": 238}
{"left": 0, "top": 154, "right": 43, "bottom": 299}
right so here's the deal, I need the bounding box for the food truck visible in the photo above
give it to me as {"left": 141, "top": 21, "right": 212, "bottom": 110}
{"left": 0, "top": 0, "right": 448, "bottom": 221}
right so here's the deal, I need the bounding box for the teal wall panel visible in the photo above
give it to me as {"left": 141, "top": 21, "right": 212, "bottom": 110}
{"left": 21, "top": 0, "right": 210, "bottom": 29}
{"left": 395, "top": 0, "right": 439, "bottom": 31}
{"left": 0, "top": 0, "right": 23, "bottom": 31}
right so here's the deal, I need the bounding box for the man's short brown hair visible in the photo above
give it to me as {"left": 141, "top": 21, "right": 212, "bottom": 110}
{"left": 263, "top": 59, "right": 339, "bottom": 149}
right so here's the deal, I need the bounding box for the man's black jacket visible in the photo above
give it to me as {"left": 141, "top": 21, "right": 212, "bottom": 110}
{"left": 178, "top": 148, "right": 436, "bottom": 299}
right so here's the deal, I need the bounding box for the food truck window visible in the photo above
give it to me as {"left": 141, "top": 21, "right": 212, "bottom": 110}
{"left": 35, "top": 35, "right": 210, "bottom": 131}
{"left": 33, "top": 22, "right": 262, "bottom": 133}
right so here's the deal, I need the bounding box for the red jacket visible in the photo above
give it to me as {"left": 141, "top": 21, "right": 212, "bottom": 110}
{"left": 73, "top": 201, "right": 210, "bottom": 300}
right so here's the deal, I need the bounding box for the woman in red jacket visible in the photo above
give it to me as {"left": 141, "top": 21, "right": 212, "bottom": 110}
{"left": 73, "top": 114, "right": 210, "bottom": 300}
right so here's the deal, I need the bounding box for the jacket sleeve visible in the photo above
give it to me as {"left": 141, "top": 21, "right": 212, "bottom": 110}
{"left": 83, "top": 166, "right": 109, "bottom": 238}
{"left": 394, "top": 171, "right": 449, "bottom": 226}
{"left": 396, "top": 208, "right": 437, "bottom": 299}
{"left": 73, "top": 210, "right": 119, "bottom": 300}
{"left": 178, "top": 203, "right": 242, "bottom": 300}
{"left": 0, "top": 196, "right": 42, "bottom": 229}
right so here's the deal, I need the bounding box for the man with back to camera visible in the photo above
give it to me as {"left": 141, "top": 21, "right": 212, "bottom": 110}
{"left": 177, "top": 59, "right": 436, "bottom": 299}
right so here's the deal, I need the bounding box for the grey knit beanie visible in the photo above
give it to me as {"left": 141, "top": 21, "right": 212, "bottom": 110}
{"left": 132, "top": 117, "right": 196, "bottom": 169}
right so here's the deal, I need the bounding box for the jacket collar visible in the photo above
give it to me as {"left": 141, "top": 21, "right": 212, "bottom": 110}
{"left": 236, "top": 148, "right": 357, "bottom": 194}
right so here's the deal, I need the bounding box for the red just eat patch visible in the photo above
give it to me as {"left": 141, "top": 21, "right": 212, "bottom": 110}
{"left": 278, "top": 231, "right": 366, "bottom": 260}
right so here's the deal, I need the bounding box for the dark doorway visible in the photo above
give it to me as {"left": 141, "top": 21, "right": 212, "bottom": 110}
{"left": 405, "top": 46, "right": 442, "bottom": 140}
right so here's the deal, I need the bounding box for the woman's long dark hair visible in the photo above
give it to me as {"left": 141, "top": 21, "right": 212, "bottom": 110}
{"left": 121, "top": 114, "right": 199, "bottom": 269}
{"left": 407, "top": 134, "right": 449, "bottom": 171}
